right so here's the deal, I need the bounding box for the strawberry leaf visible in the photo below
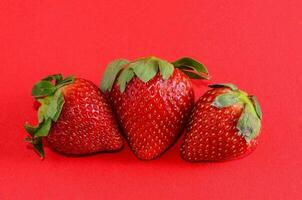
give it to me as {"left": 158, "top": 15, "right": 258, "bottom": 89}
{"left": 34, "top": 119, "right": 52, "bottom": 138}
{"left": 100, "top": 59, "right": 129, "bottom": 92}
{"left": 56, "top": 75, "right": 75, "bottom": 88}
{"left": 172, "top": 57, "right": 209, "bottom": 79}
{"left": 212, "top": 93, "right": 240, "bottom": 108}
{"left": 180, "top": 70, "right": 208, "bottom": 79}
{"left": 36, "top": 88, "right": 65, "bottom": 124}
{"left": 118, "top": 67, "right": 135, "bottom": 93}
{"left": 209, "top": 83, "right": 238, "bottom": 91}
{"left": 42, "top": 74, "right": 63, "bottom": 84}
{"left": 37, "top": 97, "right": 52, "bottom": 123}
{"left": 24, "top": 123, "right": 38, "bottom": 137}
{"left": 32, "top": 137, "right": 44, "bottom": 158}
{"left": 25, "top": 136, "right": 44, "bottom": 158}
{"left": 172, "top": 57, "right": 208, "bottom": 74}
{"left": 46, "top": 91, "right": 65, "bottom": 121}
{"left": 158, "top": 59, "right": 174, "bottom": 80}
{"left": 130, "top": 59, "right": 158, "bottom": 83}
{"left": 250, "top": 95, "right": 262, "bottom": 119}
{"left": 24, "top": 118, "right": 51, "bottom": 158}
{"left": 236, "top": 105, "right": 261, "bottom": 143}
{"left": 32, "top": 81, "right": 56, "bottom": 98}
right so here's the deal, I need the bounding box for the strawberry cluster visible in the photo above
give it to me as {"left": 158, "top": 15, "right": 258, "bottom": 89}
{"left": 25, "top": 56, "right": 262, "bottom": 162}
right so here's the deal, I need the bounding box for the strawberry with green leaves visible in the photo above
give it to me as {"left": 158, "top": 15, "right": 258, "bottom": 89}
{"left": 101, "top": 56, "right": 209, "bottom": 160}
{"left": 25, "top": 74, "right": 123, "bottom": 158}
{"left": 181, "top": 83, "right": 262, "bottom": 162}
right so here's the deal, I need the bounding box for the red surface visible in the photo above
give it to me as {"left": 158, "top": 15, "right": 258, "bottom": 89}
{"left": 0, "top": 0, "right": 301, "bottom": 199}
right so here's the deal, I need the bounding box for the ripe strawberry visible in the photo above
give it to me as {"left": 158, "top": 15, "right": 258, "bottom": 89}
{"left": 25, "top": 74, "right": 123, "bottom": 158}
{"left": 101, "top": 56, "right": 209, "bottom": 160}
{"left": 181, "top": 83, "right": 262, "bottom": 162}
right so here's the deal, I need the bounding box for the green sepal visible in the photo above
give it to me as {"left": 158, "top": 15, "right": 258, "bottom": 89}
{"left": 35, "top": 84, "right": 66, "bottom": 123}
{"left": 24, "top": 119, "right": 52, "bottom": 138}
{"left": 172, "top": 57, "right": 209, "bottom": 79}
{"left": 209, "top": 83, "right": 262, "bottom": 143}
{"left": 100, "top": 56, "right": 209, "bottom": 93}
{"left": 34, "top": 119, "right": 52, "bottom": 137}
{"left": 209, "top": 83, "right": 238, "bottom": 91}
{"left": 24, "top": 120, "right": 51, "bottom": 158}
{"left": 100, "top": 59, "right": 129, "bottom": 93}
{"left": 25, "top": 136, "right": 44, "bottom": 158}
{"left": 172, "top": 57, "right": 208, "bottom": 74}
{"left": 32, "top": 74, "right": 74, "bottom": 98}
{"left": 236, "top": 105, "right": 261, "bottom": 143}
{"left": 56, "top": 75, "right": 75, "bottom": 89}
{"left": 212, "top": 93, "right": 240, "bottom": 108}
{"left": 158, "top": 59, "right": 174, "bottom": 80}
{"left": 129, "top": 59, "right": 158, "bottom": 83}
{"left": 24, "top": 123, "right": 38, "bottom": 136}
{"left": 181, "top": 70, "right": 206, "bottom": 79}
{"left": 46, "top": 91, "right": 65, "bottom": 121}
{"left": 41, "top": 74, "right": 74, "bottom": 88}
{"left": 250, "top": 95, "right": 262, "bottom": 120}
{"left": 42, "top": 74, "right": 63, "bottom": 83}
{"left": 37, "top": 97, "right": 52, "bottom": 123}
{"left": 32, "top": 81, "right": 56, "bottom": 98}
{"left": 117, "top": 67, "right": 135, "bottom": 93}
{"left": 25, "top": 74, "right": 74, "bottom": 158}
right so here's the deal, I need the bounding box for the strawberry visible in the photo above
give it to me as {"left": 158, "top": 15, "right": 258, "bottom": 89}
{"left": 25, "top": 74, "right": 123, "bottom": 158}
{"left": 181, "top": 83, "right": 262, "bottom": 162}
{"left": 100, "top": 56, "right": 209, "bottom": 160}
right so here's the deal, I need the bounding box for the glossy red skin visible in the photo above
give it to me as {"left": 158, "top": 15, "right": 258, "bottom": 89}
{"left": 109, "top": 69, "right": 194, "bottom": 160}
{"left": 47, "top": 78, "right": 123, "bottom": 155}
{"left": 181, "top": 88, "right": 258, "bottom": 162}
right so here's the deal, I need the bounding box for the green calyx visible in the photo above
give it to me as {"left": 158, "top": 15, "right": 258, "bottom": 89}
{"left": 100, "top": 56, "right": 209, "bottom": 93}
{"left": 24, "top": 74, "right": 75, "bottom": 158}
{"left": 210, "top": 83, "right": 262, "bottom": 143}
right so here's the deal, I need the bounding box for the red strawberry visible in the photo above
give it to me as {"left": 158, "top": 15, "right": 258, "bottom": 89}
{"left": 101, "top": 56, "right": 209, "bottom": 160}
{"left": 181, "top": 83, "right": 262, "bottom": 162}
{"left": 25, "top": 74, "right": 123, "bottom": 158}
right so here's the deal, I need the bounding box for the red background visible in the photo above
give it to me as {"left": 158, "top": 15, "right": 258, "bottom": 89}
{"left": 0, "top": 0, "right": 301, "bottom": 199}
